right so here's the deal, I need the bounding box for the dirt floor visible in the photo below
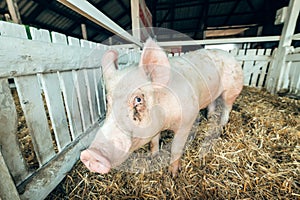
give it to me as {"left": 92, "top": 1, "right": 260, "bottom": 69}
{"left": 40, "top": 86, "right": 299, "bottom": 199}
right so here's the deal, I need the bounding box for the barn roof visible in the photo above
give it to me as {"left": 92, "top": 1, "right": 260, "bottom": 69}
{"left": 0, "top": 0, "right": 297, "bottom": 43}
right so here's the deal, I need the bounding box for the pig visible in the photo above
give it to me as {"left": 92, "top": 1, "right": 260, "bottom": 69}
{"left": 80, "top": 38, "right": 243, "bottom": 177}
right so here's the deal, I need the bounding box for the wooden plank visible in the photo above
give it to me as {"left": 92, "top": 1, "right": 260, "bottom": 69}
{"left": 86, "top": 69, "right": 99, "bottom": 123}
{"left": 242, "top": 49, "right": 257, "bottom": 86}
{"left": 57, "top": 0, "right": 142, "bottom": 47}
{"left": 235, "top": 54, "right": 271, "bottom": 61}
{"left": 18, "top": 122, "right": 102, "bottom": 200}
{"left": 51, "top": 31, "right": 68, "bottom": 44}
{"left": 158, "top": 36, "right": 280, "bottom": 47}
{"left": 0, "top": 36, "right": 105, "bottom": 78}
{"left": 288, "top": 61, "right": 300, "bottom": 93}
{"left": 0, "top": 36, "right": 104, "bottom": 77}
{"left": 80, "top": 40, "right": 97, "bottom": 48}
{"left": 73, "top": 70, "right": 92, "bottom": 131}
{"left": 0, "top": 79, "right": 29, "bottom": 185}
{"left": 94, "top": 68, "right": 106, "bottom": 117}
{"left": 250, "top": 50, "right": 262, "bottom": 87}
{"left": 0, "top": 21, "right": 27, "bottom": 39}
{"left": 29, "top": 27, "right": 51, "bottom": 43}
{"left": 0, "top": 151, "right": 21, "bottom": 200}
{"left": 39, "top": 73, "right": 72, "bottom": 151}
{"left": 67, "top": 36, "right": 80, "bottom": 47}
{"left": 286, "top": 53, "right": 300, "bottom": 62}
{"left": 58, "top": 71, "right": 83, "bottom": 139}
{"left": 14, "top": 76, "right": 55, "bottom": 165}
{"left": 257, "top": 49, "right": 272, "bottom": 88}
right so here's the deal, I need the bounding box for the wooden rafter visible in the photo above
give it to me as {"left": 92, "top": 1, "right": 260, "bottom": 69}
{"left": 57, "top": 0, "right": 142, "bottom": 46}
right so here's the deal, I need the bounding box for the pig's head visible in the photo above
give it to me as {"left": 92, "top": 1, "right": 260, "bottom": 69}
{"left": 80, "top": 38, "right": 172, "bottom": 174}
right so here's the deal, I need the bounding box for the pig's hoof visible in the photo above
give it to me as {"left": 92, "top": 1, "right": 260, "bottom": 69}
{"left": 168, "top": 159, "right": 182, "bottom": 178}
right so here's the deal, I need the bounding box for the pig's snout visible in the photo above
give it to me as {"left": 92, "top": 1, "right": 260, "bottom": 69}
{"left": 80, "top": 149, "right": 111, "bottom": 174}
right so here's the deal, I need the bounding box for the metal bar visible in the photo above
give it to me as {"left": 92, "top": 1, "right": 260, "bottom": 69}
{"left": 157, "top": 36, "right": 280, "bottom": 47}
{"left": 58, "top": 0, "right": 142, "bottom": 47}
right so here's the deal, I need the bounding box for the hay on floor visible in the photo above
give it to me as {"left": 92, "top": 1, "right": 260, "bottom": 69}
{"left": 46, "top": 86, "right": 299, "bottom": 199}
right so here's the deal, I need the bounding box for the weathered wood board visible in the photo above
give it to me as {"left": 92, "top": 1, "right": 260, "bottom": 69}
{"left": 0, "top": 79, "right": 29, "bottom": 184}
{"left": 14, "top": 75, "right": 55, "bottom": 165}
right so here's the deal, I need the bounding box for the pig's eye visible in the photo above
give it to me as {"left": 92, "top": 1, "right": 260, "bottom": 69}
{"left": 134, "top": 96, "right": 142, "bottom": 106}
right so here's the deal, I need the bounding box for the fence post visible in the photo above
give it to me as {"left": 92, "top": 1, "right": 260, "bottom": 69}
{"left": 266, "top": 0, "right": 300, "bottom": 94}
{"left": 0, "top": 151, "right": 20, "bottom": 200}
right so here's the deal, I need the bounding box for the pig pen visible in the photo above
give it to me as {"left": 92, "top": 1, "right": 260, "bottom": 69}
{"left": 45, "top": 86, "right": 299, "bottom": 199}
{"left": 1, "top": 20, "right": 300, "bottom": 199}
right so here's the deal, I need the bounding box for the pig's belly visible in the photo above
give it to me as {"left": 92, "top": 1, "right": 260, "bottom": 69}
{"left": 170, "top": 52, "right": 224, "bottom": 109}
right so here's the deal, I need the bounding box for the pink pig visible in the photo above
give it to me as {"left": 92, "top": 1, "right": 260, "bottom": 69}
{"left": 80, "top": 38, "right": 243, "bottom": 177}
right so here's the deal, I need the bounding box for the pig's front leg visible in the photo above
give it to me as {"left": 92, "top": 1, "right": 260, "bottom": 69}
{"left": 169, "top": 126, "right": 192, "bottom": 177}
{"left": 150, "top": 133, "right": 160, "bottom": 156}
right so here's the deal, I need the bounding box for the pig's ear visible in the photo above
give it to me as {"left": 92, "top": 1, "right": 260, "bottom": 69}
{"left": 139, "top": 38, "right": 170, "bottom": 86}
{"left": 101, "top": 50, "right": 118, "bottom": 83}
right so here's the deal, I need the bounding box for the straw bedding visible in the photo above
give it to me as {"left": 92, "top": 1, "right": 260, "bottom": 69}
{"left": 42, "top": 86, "right": 298, "bottom": 199}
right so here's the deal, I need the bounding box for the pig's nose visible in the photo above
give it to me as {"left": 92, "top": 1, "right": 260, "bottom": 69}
{"left": 80, "top": 149, "right": 111, "bottom": 174}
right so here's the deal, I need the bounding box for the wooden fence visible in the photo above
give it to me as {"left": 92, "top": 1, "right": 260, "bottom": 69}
{"left": 0, "top": 21, "right": 108, "bottom": 200}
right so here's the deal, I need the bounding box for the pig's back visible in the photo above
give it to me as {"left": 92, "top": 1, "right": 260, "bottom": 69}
{"left": 168, "top": 49, "right": 236, "bottom": 109}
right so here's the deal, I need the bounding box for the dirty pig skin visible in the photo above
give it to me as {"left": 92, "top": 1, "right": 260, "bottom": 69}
{"left": 80, "top": 38, "right": 243, "bottom": 177}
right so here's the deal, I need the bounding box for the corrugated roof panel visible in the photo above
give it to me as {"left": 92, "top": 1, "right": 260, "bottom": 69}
{"left": 174, "top": 6, "right": 200, "bottom": 19}
{"left": 19, "top": 2, "right": 38, "bottom": 18}
{"left": 102, "top": 0, "right": 123, "bottom": 19}
{"left": 235, "top": 0, "right": 253, "bottom": 13}
{"left": 208, "top": 1, "right": 236, "bottom": 16}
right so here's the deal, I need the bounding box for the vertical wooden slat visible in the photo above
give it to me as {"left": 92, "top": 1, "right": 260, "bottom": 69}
{"left": 29, "top": 27, "right": 51, "bottom": 43}
{"left": 73, "top": 70, "right": 92, "bottom": 131}
{"left": 68, "top": 36, "right": 80, "bottom": 47}
{"left": 14, "top": 76, "right": 55, "bottom": 165}
{"left": 94, "top": 68, "right": 106, "bottom": 117}
{"left": 288, "top": 61, "right": 300, "bottom": 93}
{"left": 0, "top": 151, "right": 20, "bottom": 200}
{"left": 0, "top": 79, "right": 29, "bottom": 184}
{"left": 0, "top": 21, "right": 27, "bottom": 39}
{"left": 51, "top": 31, "right": 67, "bottom": 44}
{"left": 58, "top": 71, "right": 83, "bottom": 139}
{"left": 86, "top": 69, "right": 99, "bottom": 123}
{"left": 257, "top": 49, "right": 272, "bottom": 88}
{"left": 39, "top": 73, "right": 72, "bottom": 151}
{"left": 242, "top": 49, "right": 257, "bottom": 86}
{"left": 250, "top": 50, "right": 261, "bottom": 87}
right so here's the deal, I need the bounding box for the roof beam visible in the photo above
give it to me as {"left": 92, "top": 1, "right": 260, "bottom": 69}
{"left": 58, "top": 0, "right": 142, "bottom": 46}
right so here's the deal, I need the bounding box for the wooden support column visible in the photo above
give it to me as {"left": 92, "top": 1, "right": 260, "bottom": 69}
{"left": 131, "top": 0, "right": 141, "bottom": 41}
{"left": 81, "top": 23, "right": 87, "bottom": 40}
{"left": 266, "top": 0, "right": 300, "bottom": 94}
{"left": 5, "top": 0, "right": 22, "bottom": 24}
